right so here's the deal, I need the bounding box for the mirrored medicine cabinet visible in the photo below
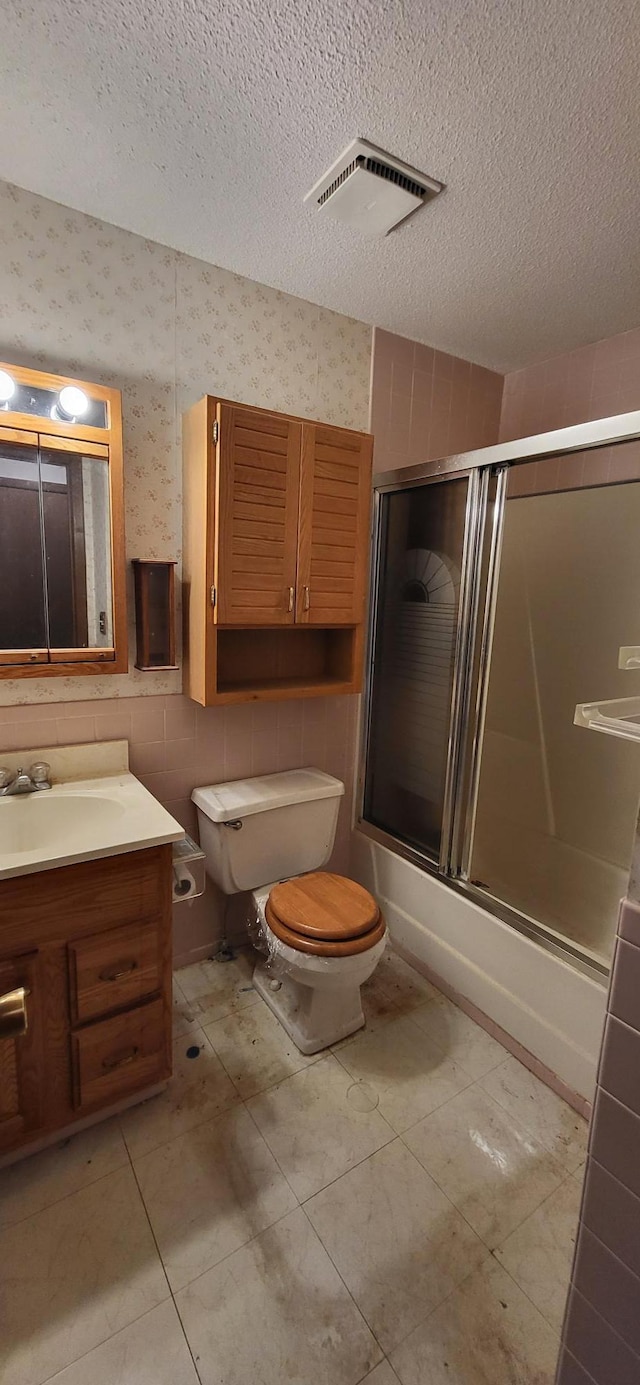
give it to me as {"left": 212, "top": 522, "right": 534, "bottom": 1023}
{"left": 0, "top": 362, "right": 127, "bottom": 677}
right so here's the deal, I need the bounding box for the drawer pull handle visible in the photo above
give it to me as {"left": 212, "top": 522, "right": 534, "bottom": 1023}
{"left": 102, "top": 1045, "right": 140, "bottom": 1072}
{"left": 99, "top": 961, "right": 138, "bottom": 983}
{"left": 0, "top": 986, "right": 30, "bottom": 1039}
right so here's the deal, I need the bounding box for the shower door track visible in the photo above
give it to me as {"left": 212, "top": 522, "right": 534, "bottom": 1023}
{"left": 357, "top": 408, "right": 640, "bottom": 984}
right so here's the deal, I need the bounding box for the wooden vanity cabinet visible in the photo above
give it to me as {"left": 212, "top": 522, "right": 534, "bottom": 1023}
{"left": 0, "top": 845, "right": 172, "bottom": 1160}
{"left": 182, "top": 396, "right": 373, "bottom": 704}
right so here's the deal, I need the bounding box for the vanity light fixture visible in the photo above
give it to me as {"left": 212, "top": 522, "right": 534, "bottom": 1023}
{"left": 0, "top": 370, "right": 15, "bottom": 405}
{"left": 53, "top": 385, "right": 90, "bottom": 421}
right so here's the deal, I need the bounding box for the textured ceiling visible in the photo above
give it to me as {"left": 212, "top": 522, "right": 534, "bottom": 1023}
{"left": 1, "top": 0, "right": 639, "bottom": 371}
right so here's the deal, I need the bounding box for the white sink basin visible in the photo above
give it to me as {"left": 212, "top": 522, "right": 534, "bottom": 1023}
{"left": 0, "top": 768, "right": 183, "bottom": 880}
{"left": 0, "top": 792, "right": 126, "bottom": 856}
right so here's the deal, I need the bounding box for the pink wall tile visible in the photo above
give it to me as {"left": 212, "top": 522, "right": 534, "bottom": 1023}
{"left": 0, "top": 719, "right": 60, "bottom": 752}
{"left": 371, "top": 325, "right": 504, "bottom": 475}
{"left": 164, "top": 701, "right": 197, "bottom": 741}
{"left": 129, "top": 740, "right": 166, "bottom": 775}
{"left": 600, "top": 1016, "right": 640, "bottom": 1118}
{"left": 500, "top": 327, "right": 640, "bottom": 443}
{"left": 57, "top": 716, "right": 96, "bottom": 745}
{"left": 573, "top": 1226, "right": 640, "bottom": 1357}
{"left": 582, "top": 1161, "right": 640, "bottom": 1282}
{"left": 563, "top": 1290, "right": 640, "bottom": 1385}
{"left": 163, "top": 735, "right": 202, "bottom": 771}
{"left": 610, "top": 939, "right": 640, "bottom": 1034}
{"left": 556, "top": 1351, "right": 601, "bottom": 1385}
{"left": 93, "top": 712, "right": 132, "bottom": 742}
{"left": 130, "top": 703, "right": 166, "bottom": 743}
{"left": 164, "top": 796, "right": 198, "bottom": 839}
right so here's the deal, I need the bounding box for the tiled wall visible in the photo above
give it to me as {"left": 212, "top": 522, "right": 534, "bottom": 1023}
{"left": 500, "top": 327, "right": 640, "bottom": 442}
{"left": 557, "top": 891, "right": 640, "bottom": 1384}
{"left": 370, "top": 326, "right": 504, "bottom": 473}
{"left": 0, "top": 692, "right": 358, "bottom": 965}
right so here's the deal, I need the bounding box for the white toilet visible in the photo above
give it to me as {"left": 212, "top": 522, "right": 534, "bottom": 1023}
{"left": 192, "top": 768, "right": 387, "bottom": 1053}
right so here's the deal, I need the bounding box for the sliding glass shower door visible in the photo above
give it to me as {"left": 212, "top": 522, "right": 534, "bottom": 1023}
{"left": 361, "top": 433, "right": 640, "bottom": 977}
{"left": 363, "top": 475, "right": 471, "bottom": 862}
{"left": 468, "top": 466, "right": 640, "bottom": 968}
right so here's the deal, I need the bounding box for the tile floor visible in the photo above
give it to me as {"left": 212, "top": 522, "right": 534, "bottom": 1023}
{"left": 0, "top": 947, "right": 589, "bottom": 1385}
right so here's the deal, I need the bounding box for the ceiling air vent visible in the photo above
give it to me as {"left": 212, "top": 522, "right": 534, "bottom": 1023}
{"left": 304, "top": 138, "right": 443, "bottom": 238}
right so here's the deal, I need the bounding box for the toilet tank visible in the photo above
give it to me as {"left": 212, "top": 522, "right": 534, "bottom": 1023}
{"left": 192, "top": 768, "right": 345, "bottom": 894}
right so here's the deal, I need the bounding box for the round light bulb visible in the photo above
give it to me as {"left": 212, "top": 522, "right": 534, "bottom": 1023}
{"left": 0, "top": 370, "right": 16, "bottom": 404}
{"left": 58, "top": 385, "right": 89, "bottom": 418}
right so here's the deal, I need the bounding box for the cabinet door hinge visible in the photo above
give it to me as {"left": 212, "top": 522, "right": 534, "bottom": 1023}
{"left": 210, "top": 585, "right": 217, "bottom": 607}
{"left": 212, "top": 420, "right": 219, "bottom": 445}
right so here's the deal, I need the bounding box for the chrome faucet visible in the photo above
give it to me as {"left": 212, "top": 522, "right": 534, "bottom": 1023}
{"left": 0, "top": 762, "right": 52, "bottom": 796}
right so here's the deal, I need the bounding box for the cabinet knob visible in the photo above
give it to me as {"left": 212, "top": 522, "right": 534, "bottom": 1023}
{"left": 303, "top": 585, "right": 310, "bottom": 612}
{"left": 0, "top": 986, "right": 30, "bottom": 1039}
{"left": 287, "top": 586, "right": 294, "bottom": 613}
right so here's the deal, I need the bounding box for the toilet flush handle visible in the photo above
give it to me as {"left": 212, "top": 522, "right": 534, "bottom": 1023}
{"left": 223, "top": 819, "right": 243, "bottom": 831}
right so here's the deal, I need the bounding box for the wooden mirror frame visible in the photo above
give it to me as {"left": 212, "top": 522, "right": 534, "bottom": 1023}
{"left": 0, "top": 362, "right": 127, "bottom": 678}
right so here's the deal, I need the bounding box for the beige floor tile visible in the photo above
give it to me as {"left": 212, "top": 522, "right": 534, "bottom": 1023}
{"left": 494, "top": 1174, "right": 581, "bottom": 1330}
{"left": 174, "top": 949, "right": 261, "bottom": 1026}
{"left": 172, "top": 977, "right": 199, "bottom": 1038}
{"left": 480, "top": 1057, "right": 589, "bottom": 1173}
{"left": 0, "top": 1118, "right": 127, "bottom": 1230}
{"left": 404, "top": 1085, "right": 567, "bottom": 1248}
{"left": 390, "top": 1258, "right": 559, "bottom": 1385}
{"left": 331, "top": 972, "right": 413, "bottom": 1051}
{"left": 176, "top": 1206, "right": 382, "bottom": 1385}
{"left": 336, "top": 1014, "right": 471, "bottom": 1134}
{"left": 247, "top": 1054, "right": 394, "bottom": 1200}
{"left": 203, "top": 998, "right": 321, "bottom": 1099}
{"left": 360, "top": 1365, "right": 402, "bottom": 1385}
{"left": 374, "top": 950, "right": 438, "bottom": 1013}
{"left": 411, "top": 995, "right": 508, "bottom": 1080}
{"left": 0, "top": 1166, "right": 168, "bottom": 1385}
{"left": 45, "top": 1301, "right": 198, "bottom": 1384}
{"left": 120, "top": 1027, "right": 239, "bottom": 1161}
{"left": 134, "top": 1106, "right": 297, "bottom": 1290}
{"left": 306, "top": 1138, "right": 487, "bottom": 1352}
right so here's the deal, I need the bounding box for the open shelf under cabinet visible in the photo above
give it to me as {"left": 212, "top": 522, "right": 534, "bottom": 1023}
{"left": 204, "top": 625, "right": 363, "bottom": 705}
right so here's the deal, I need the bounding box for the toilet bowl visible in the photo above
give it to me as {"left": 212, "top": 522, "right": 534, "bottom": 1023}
{"left": 251, "top": 871, "right": 387, "bottom": 1052}
{"left": 192, "top": 769, "right": 387, "bottom": 1053}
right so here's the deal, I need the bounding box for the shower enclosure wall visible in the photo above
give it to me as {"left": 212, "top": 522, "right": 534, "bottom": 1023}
{"left": 356, "top": 413, "right": 640, "bottom": 1098}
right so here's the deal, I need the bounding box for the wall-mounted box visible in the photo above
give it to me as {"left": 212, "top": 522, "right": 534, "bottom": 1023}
{"left": 133, "top": 560, "right": 178, "bottom": 671}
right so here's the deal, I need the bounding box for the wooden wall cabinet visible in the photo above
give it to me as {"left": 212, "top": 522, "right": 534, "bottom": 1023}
{"left": 182, "top": 397, "right": 373, "bottom": 704}
{"left": 0, "top": 845, "right": 172, "bottom": 1161}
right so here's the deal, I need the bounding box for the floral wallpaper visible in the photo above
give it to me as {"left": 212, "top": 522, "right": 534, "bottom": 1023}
{"left": 0, "top": 180, "right": 372, "bottom": 705}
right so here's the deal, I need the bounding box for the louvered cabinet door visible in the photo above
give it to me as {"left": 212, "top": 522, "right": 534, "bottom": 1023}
{"left": 215, "top": 405, "right": 302, "bottom": 625}
{"left": 297, "top": 423, "right": 373, "bottom": 625}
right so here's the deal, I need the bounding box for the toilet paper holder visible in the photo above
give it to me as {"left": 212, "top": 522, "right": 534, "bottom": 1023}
{"left": 172, "top": 834, "right": 206, "bottom": 903}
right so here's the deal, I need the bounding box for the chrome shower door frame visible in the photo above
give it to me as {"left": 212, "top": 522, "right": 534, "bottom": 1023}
{"left": 357, "top": 409, "right": 640, "bottom": 980}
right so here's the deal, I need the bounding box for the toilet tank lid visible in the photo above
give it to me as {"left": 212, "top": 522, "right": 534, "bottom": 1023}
{"left": 192, "top": 768, "right": 345, "bottom": 822}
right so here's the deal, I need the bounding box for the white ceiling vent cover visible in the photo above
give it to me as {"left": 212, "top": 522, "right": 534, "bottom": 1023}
{"left": 304, "top": 138, "right": 443, "bottom": 238}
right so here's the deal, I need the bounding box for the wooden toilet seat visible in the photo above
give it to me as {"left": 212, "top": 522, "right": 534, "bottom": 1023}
{"left": 265, "top": 872, "right": 385, "bottom": 957}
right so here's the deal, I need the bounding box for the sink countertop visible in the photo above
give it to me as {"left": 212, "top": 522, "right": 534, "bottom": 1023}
{"left": 0, "top": 740, "right": 183, "bottom": 880}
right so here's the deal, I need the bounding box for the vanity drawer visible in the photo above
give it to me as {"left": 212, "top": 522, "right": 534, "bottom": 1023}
{"left": 68, "top": 919, "right": 162, "bottom": 1024}
{"left": 71, "top": 997, "right": 167, "bottom": 1111}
